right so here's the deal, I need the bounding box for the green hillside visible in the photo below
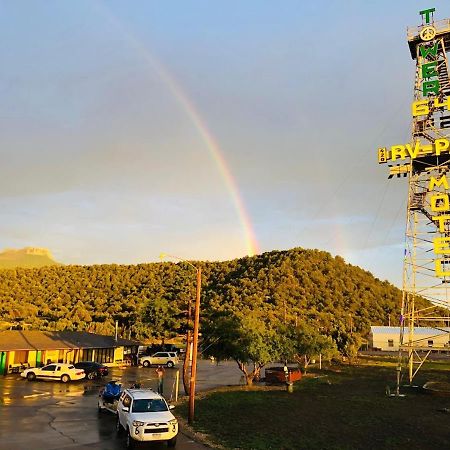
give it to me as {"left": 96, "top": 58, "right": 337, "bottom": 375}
{"left": 0, "top": 247, "right": 409, "bottom": 341}
{"left": 0, "top": 247, "right": 60, "bottom": 269}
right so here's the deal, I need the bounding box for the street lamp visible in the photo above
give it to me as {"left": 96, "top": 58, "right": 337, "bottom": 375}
{"left": 160, "top": 253, "right": 201, "bottom": 424}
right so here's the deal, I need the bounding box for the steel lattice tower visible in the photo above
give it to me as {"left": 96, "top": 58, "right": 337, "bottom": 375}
{"left": 400, "top": 11, "right": 450, "bottom": 389}
{"left": 379, "top": 9, "right": 450, "bottom": 392}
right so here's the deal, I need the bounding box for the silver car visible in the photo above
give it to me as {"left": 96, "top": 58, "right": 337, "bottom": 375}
{"left": 139, "top": 352, "right": 179, "bottom": 368}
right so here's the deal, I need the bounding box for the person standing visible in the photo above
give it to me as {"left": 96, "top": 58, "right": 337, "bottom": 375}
{"left": 156, "top": 365, "right": 165, "bottom": 395}
{"left": 283, "top": 364, "right": 289, "bottom": 383}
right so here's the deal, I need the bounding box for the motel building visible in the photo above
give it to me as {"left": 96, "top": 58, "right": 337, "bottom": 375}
{"left": 0, "top": 330, "right": 139, "bottom": 375}
{"left": 370, "top": 326, "right": 450, "bottom": 352}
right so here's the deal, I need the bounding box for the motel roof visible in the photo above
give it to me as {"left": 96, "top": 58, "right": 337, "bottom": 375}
{"left": 0, "top": 330, "right": 140, "bottom": 351}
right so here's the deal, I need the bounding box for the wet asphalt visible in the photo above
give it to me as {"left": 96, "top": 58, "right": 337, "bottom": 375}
{"left": 0, "top": 360, "right": 243, "bottom": 450}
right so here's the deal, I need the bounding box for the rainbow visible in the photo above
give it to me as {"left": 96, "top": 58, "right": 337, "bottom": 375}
{"left": 95, "top": 2, "right": 259, "bottom": 256}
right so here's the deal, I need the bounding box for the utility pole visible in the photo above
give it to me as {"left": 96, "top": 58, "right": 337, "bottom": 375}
{"left": 183, "top": 297, "right": 192, "bottom": 396}
{"left": 188, "top": 267, "right": 201, "bottom": 424}
{"left": 159, "top": 253, "right": 201, "bottom": 422}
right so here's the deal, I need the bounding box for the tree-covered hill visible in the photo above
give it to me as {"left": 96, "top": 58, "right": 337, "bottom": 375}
{"left": 0, "top": 248, "right": 410, "bottom": 339}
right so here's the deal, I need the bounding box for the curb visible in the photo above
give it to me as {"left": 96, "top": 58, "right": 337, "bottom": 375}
{"left": 178, "top": 416, "right": 223, "bottom": 449}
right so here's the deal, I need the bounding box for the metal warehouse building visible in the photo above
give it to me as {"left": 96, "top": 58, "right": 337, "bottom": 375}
{"left": 370, "top": 326, "right": 450, "bottom": 351}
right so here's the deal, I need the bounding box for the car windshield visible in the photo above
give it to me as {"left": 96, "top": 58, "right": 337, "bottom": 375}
{"left": 132, "top": 399, "right": 168, "bottom": 413}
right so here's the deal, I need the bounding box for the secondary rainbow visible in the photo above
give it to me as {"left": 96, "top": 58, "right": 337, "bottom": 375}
{"left": 96, "top": 3, "right": 259, "bottom": 256}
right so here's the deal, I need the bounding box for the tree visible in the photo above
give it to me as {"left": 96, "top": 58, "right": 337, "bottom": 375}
{"left": 332, "top": 327, "right": 362, "bottom": 360}
{"left": 202, "top": 309, "right": 282, "bottom": 385}
{"left": 69, "top": 300, "right": 92, "bottom": 329}
{"left": 141, "top": 297, "right": 176, "bottom": 342}
{"left": 286, "top": 323, "right": 338, "bottom": 372}
{"left": 342, "top": 333, "right": 362, "bottom": 360}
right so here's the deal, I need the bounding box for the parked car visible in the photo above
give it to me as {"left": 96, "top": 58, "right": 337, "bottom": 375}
{"left": 138, "top": 344, "right": 181, "bottom": 356}
{"left": 116, "top": 388, "right": 178, "bottom": 448}
{"left": 21, "top": 363, "right": 85, "bottom": 383}
{"left": 74, "top": 361, "right": 109, "bottom": 380}
{"left": 139, "top": 352, "right": 179, "bottom": 368}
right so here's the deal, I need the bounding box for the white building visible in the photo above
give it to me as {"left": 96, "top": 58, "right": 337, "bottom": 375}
{"left": 370, "top": 326, "right": 450, "bottom": 351}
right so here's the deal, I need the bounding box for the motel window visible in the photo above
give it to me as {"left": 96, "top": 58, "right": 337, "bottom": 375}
{"left": 95, "top": 348, "right": 114, "bottom": 364}
{"left": 428, "top": 340, "right": 434, "bottom": 347}
{"left": 13, "top": 350, "right": 28, "bottom": 364}
{"left": 388, "top": 339, "right": 394, "bottom": 348}
{"left": 81, "top": 349, "right": 93, "bottom": 361}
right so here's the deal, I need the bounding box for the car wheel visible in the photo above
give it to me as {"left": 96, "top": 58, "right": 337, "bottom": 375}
{"left": 126, "top": 429, "right": 135, "bottom": 449}
{"left": 87, "top": 371, "right": 96, "bottom": 380}
{"left": 167, "top": 361, "right": 174, "bottom": 368}
{"left": 143, "top": 360, "right": 150, "bottom": 368}
{"left": 26, "top": 372, "right": 36, "bottom": 381}
{"left": 61, "top": 374, "right": 70, "bottom": 383}
{"left": 116, "top": 418, "right": 123, "bottom": 435}
{"left": 167, "top": 436, "right": 177, "bottom": 447}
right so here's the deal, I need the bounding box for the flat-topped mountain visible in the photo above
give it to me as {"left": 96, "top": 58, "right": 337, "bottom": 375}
{"left": 0, "top": 247, "right": 60, "bottom": 269}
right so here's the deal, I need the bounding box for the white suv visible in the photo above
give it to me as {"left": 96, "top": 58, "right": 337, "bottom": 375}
{"left": 139, "top": 352, "right": 179, "bottom": 368}
{"left": 116, "top": 388, "right": 178, "bottom": 448}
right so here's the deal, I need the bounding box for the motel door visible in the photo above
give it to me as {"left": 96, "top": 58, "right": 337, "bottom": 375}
{"left": 36, "top": 351, "right": 42, "bottom": 367}
{"left": 0, "top": 352, "right": 6, "bottom": 375}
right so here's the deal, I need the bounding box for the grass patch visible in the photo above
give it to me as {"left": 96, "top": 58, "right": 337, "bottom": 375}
{"left": 178, "top": 356, "right": 450, "bottom": 449}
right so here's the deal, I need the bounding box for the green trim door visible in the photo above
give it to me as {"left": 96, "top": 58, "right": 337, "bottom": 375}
{"left": 36, "top": 351, "right": 42, "bottom": 367}
{"left": 0, "top": 352, "right": 6, "bottom": 375}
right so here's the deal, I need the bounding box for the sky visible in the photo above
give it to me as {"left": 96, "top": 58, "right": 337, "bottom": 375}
{"left": 1, "top": 0, "right": 449, "bottom": 286}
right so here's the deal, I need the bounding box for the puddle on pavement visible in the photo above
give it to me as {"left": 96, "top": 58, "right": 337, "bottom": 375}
{"left": 0, "top": 396, "right": 12, "bottom": 405}
{"left": 52, "top": 383, "right": 103, "bottom": 398}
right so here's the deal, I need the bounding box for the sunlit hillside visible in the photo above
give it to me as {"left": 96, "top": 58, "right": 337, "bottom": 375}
{"left": 0, "top": 247, "right": 411, "bottom": 341}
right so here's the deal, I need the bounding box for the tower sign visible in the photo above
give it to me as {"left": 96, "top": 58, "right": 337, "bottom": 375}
{"left": 377, "top": 7, "right": 450, "bottom": 388}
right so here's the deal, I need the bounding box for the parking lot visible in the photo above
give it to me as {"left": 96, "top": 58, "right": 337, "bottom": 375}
{"left": 0, "top": 360, "right": 242, "bottom": 450}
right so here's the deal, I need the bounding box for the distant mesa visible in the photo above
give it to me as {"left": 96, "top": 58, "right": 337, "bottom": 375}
{"left": 0, "top": 247, "right": 60, "bottom": 269}
{"left": 2, "top": 247, "right": 53, "bottom": 257}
